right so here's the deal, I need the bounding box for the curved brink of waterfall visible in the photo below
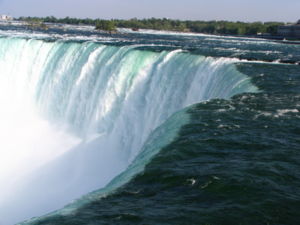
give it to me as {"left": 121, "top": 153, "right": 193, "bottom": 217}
{"left": 0, "top": 37, "right": 258, "bottom": 225}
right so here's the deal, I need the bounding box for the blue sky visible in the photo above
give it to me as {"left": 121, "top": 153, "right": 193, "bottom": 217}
{"left": 0, "top": 0, "right": 299, "bottom": 22}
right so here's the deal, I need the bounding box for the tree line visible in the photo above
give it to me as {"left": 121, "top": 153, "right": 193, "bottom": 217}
{"left": 18, "top": 16, "right": 284, "bottom": 35}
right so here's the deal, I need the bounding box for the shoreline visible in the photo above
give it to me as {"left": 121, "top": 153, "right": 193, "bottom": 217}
{"left": 1, "top": 20, "right": 300, "bottom": 45}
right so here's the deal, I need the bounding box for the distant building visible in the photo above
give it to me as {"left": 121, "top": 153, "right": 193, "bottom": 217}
{"left": 278, "top": 20, "right": 300, "bottom": 38}
{"left": 0, "top": 15, "right": 13, "bottom": 21}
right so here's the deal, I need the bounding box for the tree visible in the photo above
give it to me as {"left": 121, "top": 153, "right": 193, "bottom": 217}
{"left": 95, "top": 20, "right": 116, "bottom": 32}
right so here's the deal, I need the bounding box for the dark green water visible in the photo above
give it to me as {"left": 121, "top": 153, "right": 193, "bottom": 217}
{"left": 1, "top": 24, "right": 299, "bottom": 225}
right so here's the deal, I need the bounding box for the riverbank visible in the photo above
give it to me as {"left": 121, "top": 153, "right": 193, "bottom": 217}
{"left": 16, "top": 17, "right": 284, "bottom": 36}
{"left": 1, "top": 19, "right": 300, "bottom": 46}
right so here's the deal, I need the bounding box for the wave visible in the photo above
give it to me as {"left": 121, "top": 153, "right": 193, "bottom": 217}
{"left": 0, "top": 37, "right": 257, "bottom": 224}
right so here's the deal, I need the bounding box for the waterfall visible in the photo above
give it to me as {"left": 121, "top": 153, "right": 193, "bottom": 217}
{"left": 0, "top": 37, "right": 257, "bottom": 224}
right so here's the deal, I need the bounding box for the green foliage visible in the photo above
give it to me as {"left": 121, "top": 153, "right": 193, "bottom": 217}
{"left": 19, "top": 16, "right": 49, "bottom": 30}
{"left": 17, "top": 16, "right": 284, "bottom": 36}
{"left": 95, "top": 20, "right": 116, "bottom": 32}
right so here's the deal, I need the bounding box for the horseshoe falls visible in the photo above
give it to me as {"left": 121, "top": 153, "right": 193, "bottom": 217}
{"left": 0, "top": 36, "right": 254, "bottom": 224}
{"left": 1, "top": 26, "right": 300, "bottom": 225}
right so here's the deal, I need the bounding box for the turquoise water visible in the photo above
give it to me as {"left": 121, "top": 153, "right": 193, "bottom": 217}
{"left": 0, "top": 24, "right": 299, "bottom": 225}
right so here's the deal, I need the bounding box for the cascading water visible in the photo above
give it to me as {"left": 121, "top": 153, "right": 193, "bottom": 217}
{"left": 0, "top": 36, "right": 257, "bottom": 225}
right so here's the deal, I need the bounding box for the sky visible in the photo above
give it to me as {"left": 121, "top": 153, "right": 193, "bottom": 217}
{"left": 0, "top": 0, "right": 299, "bottom": 22}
